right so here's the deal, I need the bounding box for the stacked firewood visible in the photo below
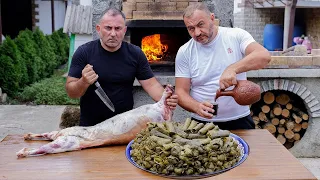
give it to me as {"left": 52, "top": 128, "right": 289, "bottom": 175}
{"left": 250, "top": 91, "right": 309, "bottom": 149}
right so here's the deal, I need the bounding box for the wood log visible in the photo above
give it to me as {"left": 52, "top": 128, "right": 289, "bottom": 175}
{"left": 292, "top": 107, "right": 309, "bottom": 120}
{"left": 276, "top": 94, "right": 290, "bottom": 105}
{"left": 271, "top": 118, "right": 279, "bottom": 126}
{"left": 301, "top": 122, "right": 308, "bottom": 129}
{"left": 293, "top": 123, "right": 302, "bottom": 132}
{"left": 301, "top": 113, "right": 309, "bottom": 121}
{"left": 284, "top": 129, "right": 294, "bottom": 139}
{"left": 284, "top": 142, "right": 294, "bottom": 149}
{"left": 252, "top": 116, "right": 260, "bottom": 125}
{"left": 261, "top": 105, "right": 270, "bottom": 113}
{"left": 292, "top": 113, "right": 302, "bottom": 124}
{"left": 295, "top": 111, "right": 309, "bottom": 121}
{"left": 258, "top": 112, "right": 268, "bottom": 122}
{"left": 269, "top": 110, "right": 275, "bottom": 119}
{"left": 287, "top": 138, "right": 295, "bottom": 143}
{"left": 286, "top": 103, "right": 292, "bottom": 110}
{"left": 273, "top": 104, "right": 282, "bottom": 116}
{"left": 294, "top": 140, "right": 300, "bottom": 145}
{"left": 276, "top": 134, "right": 286, "bottom": 144}
{"left": 285, "top": 121, "right": 295, "bottom": 130}
{"left": 263, "top": 92, "right": 275, "bottom": 104}
{"left": 277, "top": 127, "right": 286, "bottom": 134}
{"left": 255, "top": 125, "right": 261, "bottom": 129}
{"left": 293, "top": 133, "right": 301, "bottom": 141}
{"left": 279, "top": 119, "right": 286, "bottom": 125}
{"left": 263, "top": 123, "right": 276, "bottom": 134}
{"left": 253, "top": 116, "right": 259, "bottom": 121}
{"left": 281, "top": 109, "right": 290, "bottom": 118}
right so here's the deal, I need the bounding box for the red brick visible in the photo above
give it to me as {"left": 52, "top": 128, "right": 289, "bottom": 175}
{"left": 136, "top": 2, "right": 148, "bottom": 11}
{"left": 177, "top": 2, "right": 188, "bottom": 10}
{"left": 287, "top": 56, "right": 313, "bottom": 67}
{"left": 122, "top": 2, "right": 136, "bottom": 11}
{"left": 133, "top": 11, "right": 184, "bottom": 20}
{"left": 268, "top": 56, "right": 288, "bottom": 66}
{"left": 313, "top": 56, "right": 320, "bottom": 66}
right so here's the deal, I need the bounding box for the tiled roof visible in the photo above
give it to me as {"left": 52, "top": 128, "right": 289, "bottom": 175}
{"left": 63, "top": 4, "right": 93, "bottom": 34}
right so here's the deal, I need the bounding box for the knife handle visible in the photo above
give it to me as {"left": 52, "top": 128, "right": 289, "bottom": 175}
{"left": 95, "top": 81, "right": 100, "bottom": 88}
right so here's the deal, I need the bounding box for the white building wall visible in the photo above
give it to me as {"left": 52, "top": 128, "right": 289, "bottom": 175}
{"left": 80, "top": 0, "right": 92, "bottom": 6}
{"left": 73, "top": 0, "right": 93, "bottom": 52}
{"left": 35, "top": 0, "right": 66, "bottom": 34}
{"left": 74, "top": 34, "right": 92, "bottom": 53}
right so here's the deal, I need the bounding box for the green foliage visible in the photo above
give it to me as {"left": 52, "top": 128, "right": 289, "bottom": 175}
{"left": 15, "top": 29, "right": 42, "bottom": 84}
{"left": 0, "top": 37, "right": 26, "bottom": 96}
{"left": 57, "top": 28, "right": 70, "bottom": 57}
{"left": 0, "top": 28, "right": 70, "bottom": 102}
{"left": 33, "top": 28, "right": 57, "bottom": 78}
{"left": 47, "top": 30, "right": 68, "bottom": 65}
{"left": 18, "top": 75, "right": 79, "bottom": 105}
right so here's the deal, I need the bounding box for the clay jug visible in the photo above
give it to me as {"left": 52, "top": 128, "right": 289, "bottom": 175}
{"left": 215, "top": 80, "right": 261, "bottom": 105}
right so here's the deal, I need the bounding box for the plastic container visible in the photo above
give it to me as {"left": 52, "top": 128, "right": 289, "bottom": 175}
{"left": 263, "top": 24, "right": 284, "bottom": 51}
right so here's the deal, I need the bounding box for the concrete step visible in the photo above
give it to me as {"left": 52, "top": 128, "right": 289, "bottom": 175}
{"left": 298, "top": 158, "right": 320, "bottom": 179}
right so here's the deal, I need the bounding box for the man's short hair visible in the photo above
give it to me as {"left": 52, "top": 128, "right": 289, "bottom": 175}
{"left": 99, "top": 6, "right": 126, "bottom": 23}
{"left": 183, "top": 2, "right": 211, "bottom": 18}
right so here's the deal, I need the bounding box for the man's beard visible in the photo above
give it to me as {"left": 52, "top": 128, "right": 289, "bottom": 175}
{"left": 203, "top": 23, "right": 215, "bottom": 44}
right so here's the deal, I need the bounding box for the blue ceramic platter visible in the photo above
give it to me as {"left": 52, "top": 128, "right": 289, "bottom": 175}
{"left": 125, "top": 133, "right": 249, "bottom": 179}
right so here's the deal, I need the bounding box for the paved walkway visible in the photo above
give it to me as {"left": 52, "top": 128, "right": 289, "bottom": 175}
{"left": 0, "top": 105, "right": 64, "bottom": 141}
{"left": 0, "top": 105, "right": 319, "bottom": 179}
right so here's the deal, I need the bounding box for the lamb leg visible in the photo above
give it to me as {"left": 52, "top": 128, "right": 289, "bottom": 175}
{"left": 24, "top": 126, "right": 92, "bottom": 141}
{"left": 17, "top": 135, "right": 106, "bottom": 158}
{"left": 24, "top": 131, "right": 60, "bottom": 140}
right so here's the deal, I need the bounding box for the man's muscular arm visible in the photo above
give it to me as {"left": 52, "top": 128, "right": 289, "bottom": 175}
{"left": 65, "top": 64, "right": 98, "bottom": 98}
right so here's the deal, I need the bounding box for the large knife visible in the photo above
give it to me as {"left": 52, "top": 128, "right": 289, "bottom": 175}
{"left": 94, "top": 81, "right": 115, "bottom": 112}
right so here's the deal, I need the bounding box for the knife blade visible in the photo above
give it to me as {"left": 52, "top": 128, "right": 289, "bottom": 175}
{"left": 94, "top": 81, "right": 115, "bottom": 112}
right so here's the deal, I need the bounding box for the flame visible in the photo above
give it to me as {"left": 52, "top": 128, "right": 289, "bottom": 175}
{"left": 141, "top": 34, "right": 168, "bottom": 61}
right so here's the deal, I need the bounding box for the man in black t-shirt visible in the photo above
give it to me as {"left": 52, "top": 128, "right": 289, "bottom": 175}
{"left": 65, "top": 7, "right": 178, "bottom": 126}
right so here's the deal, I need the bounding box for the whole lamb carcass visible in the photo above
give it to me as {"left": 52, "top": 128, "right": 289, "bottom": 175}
{"left": 16, "top": 85, "right": 175, "bottom": 158}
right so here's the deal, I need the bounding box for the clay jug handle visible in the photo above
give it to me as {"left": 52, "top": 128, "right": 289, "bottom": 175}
{"left": 215, "top": 88, "right": 234, "bottom": 101}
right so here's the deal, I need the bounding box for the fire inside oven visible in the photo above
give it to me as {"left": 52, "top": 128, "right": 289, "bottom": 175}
{"left": 141, "top": 34, "right": 168, "bottom": 62}
{"left": 126, "top": 20, "right": 190, "bottom": 71}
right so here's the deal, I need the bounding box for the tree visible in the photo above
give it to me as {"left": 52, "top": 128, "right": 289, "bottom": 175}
{"left": 0, "top": 37, "right": 25, "bottom": 95}
{"left": 15, "top": 29, "right": 42, "bottom": 84}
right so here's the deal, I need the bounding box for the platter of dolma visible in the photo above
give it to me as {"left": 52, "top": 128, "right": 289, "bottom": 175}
{"left": 125, "top": 121, "right": 249, "bottom": 179}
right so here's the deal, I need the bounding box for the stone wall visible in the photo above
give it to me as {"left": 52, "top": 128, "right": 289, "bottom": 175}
{"left": 204, "top": 0, "right": 234, "bottom": 27}
{"left": 92, "top": 0, "right": 122, "bottom": 40}
{"left": 234, "top": 0, "right": 284, "bottom": 45}
{"left": 305, "top": 8, "right": 320, "bottom": 49}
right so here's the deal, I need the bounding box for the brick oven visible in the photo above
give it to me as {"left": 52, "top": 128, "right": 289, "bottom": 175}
{"left": 125, "top": 19, "right": 190, "bottom": 72}
{"left": 123, "top": 0, "right": 219, "bottom": 72}
{"left": 247, "top": 49, "right": 320, "bottom": 157}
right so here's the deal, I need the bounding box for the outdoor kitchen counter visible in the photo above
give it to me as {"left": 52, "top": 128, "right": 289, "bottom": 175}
{"left": 133, "top": 69, "right": 320, "bottom": 86}
{"left": 0, "top": 129, "right": 316, "bottom": 180}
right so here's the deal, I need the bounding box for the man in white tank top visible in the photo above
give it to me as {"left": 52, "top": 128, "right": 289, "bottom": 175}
{"left": 175, "top": 3, "right": 271, "bottom": 130}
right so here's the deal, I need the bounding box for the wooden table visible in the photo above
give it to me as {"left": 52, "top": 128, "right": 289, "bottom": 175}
{"left": 0, "top": 129, "right": 316, "bottom": 180}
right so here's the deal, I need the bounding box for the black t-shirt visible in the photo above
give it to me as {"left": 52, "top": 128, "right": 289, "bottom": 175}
{"left": 68, "top": 40, "right": 154, "bottom": 126}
